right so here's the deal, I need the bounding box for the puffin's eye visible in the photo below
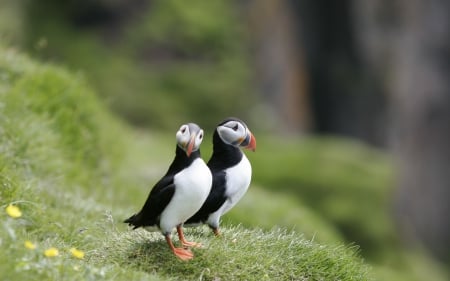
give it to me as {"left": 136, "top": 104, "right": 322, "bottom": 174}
{"left": 199, "top": 133, "right": 203, "bottom": 139}
{"left": 232, "top": 124, "right": 239, "bottom": 131}
{"left": 181, "top": 127, "right": 186, "bottom": 134}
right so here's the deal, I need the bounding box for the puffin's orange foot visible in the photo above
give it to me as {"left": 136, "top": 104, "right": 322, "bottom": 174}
{"left": 172, "top": 247, "right": 194, "bottom": 261}
{"left": 176, "top": 225, "right": 203, "bottom": 248}
{"left": 181, "top": 240, "right": 203, "bottom": 248}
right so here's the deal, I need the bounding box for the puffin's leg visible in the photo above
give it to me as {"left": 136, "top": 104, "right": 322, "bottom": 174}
{"left": 213, "top": 227, "right": 221, "bottom": 237}
{"left": 177, "top": 225, "right": 202, "bottom": 248}
{"left": 208, "top": 224, "right": 221, "bottom": 237}
{"left": 165, "top": 233, "right": 193, "bottom": 260}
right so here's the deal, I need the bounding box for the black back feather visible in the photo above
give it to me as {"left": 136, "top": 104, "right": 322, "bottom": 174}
{"left": 124, "top": 146, "right": 201, "bottom": 228}
{"left": 185, "top": 127, "right": 243, "bottom": 225}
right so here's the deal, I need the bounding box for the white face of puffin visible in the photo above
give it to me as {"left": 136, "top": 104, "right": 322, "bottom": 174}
{"left": 176, "top": 123, "right": 204, "bottom": 157}
{"left": 217, "top": 120, "right": 256, "bottom": 151}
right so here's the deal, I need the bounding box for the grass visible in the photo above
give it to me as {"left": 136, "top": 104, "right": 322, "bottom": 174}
{"left": 0, "top": 47, "right": 372, "bottom": 280}
{"left": 98, "top": 226, "right": 370, "bottom": 281}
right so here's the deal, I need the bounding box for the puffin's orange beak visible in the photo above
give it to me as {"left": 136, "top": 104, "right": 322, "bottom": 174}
{"left": 186, "top": 133, "right": 196, "bottom": 157}
{"left": 244, "top": 132, "right": 256, "bottom": 152}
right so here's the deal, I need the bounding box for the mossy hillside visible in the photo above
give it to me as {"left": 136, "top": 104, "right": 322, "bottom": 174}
{"left": 0, "top": 48, "right": 372, "bottom": 280}
{"left": 0, "top": 48, "right": 125, "bottom": 197}
{"left": 98, "top": 226, "right": 370, "bottom": 281}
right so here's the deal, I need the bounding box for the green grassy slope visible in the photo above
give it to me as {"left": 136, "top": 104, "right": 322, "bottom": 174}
{"left": 98, "top": 227, "right": 369, "bottom": 281}
{"left": 0, "top": 47, "right": 372, "bottom": 280}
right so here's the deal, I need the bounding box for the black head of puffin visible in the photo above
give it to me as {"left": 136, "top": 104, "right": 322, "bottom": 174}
{"left": 216, "top": 117, "right": 256, "bottom": 151}
{"left": 176, "top": 123, "right": 205, "bottom": 157}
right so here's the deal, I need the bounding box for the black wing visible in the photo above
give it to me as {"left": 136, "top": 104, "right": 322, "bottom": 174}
{"left": 185, "top": 170, "right": 227, "bottom": 224}
{"left": 124, "top": 175, "right": 176, "bottom": 229}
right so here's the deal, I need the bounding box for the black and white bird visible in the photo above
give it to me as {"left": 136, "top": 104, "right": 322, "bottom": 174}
{"left": 124, "top": 123, "right": 212, "bottom": 260}
{"left": 186, "top": 117, "right": 256, "bottom": 236}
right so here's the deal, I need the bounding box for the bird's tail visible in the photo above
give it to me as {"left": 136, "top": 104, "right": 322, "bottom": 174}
{"left": 124, "top": 213, "right": 141, "bottom": 229}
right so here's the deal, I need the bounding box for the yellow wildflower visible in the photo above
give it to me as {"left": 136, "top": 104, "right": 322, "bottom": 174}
{"left": 6, "top": 204, "right": 22, "bottom": 218}
{"left": 24, "top": 240, "right": 37, "bottom": 250}
{"left": 70, "top": 247, "right": 85, "bottom": 259}
{"left": 44, "top": 247, "right": 59, "bottom": 257}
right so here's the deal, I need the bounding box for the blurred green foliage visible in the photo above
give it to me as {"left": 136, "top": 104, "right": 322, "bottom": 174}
{"left": 223, "top": 186, "right": 344, "bottom": 243}
{"left": 249, "top": 136, "right": 397, "bottom": 260}
{"left": 21, "top": 0, "right": 254, "bottom": 130}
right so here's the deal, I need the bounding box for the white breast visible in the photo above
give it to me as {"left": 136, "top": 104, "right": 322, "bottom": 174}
{"left": 159, "top": 158, "right": 212, "bottom": 233}
{"left": 222, "top": 154, "right": 252, "bottom": 215}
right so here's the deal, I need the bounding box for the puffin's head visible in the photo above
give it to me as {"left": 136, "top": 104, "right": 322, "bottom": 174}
{"left": 216, "top": 118, "right": 256, "bottom": 151}
{"left": 176, "top": 123, "right": 204, "bottom": 157}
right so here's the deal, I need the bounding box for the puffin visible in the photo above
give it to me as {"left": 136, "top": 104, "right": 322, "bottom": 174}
{"left": 124, "top": 123, "right": 212, "bottom": 260}
{"left": 185, "top": 117, "right": 256, "bottom": 236}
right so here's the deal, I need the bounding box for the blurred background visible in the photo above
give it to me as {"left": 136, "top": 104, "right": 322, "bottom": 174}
{"left": 1, "top": 0, "right": 449, "bottom": 280}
